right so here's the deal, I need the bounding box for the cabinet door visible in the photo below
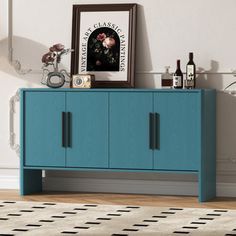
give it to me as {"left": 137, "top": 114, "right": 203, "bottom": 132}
{"left": 24, "top": 92, "right": 66, "bottom": 167}
{"left": 110, "top": 92, "right": 153, "bottom": 169}
{"left": 154, "top": 92, "right": 201, "bottom": 171}
{"left": 66, "top": 92, "right": 108, "bottom": 168}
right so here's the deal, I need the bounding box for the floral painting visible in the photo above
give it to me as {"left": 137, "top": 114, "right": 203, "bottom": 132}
{"left": 87, "top": 27, "right": 120, "bottom": 71}
{"left": 71, "top": 4, "right": 137, "bottom": 87}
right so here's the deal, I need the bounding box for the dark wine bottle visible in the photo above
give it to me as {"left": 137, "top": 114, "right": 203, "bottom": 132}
{"left": 173, "top": 60, "right": 183, "bottom": 89}
{"left": 185, "top": 52, "right": 196, "bottom": 89}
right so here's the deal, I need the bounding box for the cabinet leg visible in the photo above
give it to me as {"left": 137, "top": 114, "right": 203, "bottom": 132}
{"left": 198, "top": 170, "right": 216, "bottom": 202}
{"left": 20, "top": 169, "right": 42, "bottom": 195}
{"left": 199, "top": 89, "right": 216, "bottom": 202}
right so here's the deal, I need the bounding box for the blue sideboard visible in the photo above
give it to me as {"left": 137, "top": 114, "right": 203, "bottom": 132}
{"left": 20, "top": 88, "right": 216, "bottom": 202}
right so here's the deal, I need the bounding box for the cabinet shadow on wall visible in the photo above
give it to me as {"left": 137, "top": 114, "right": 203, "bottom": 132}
{"left": 217, "top": 91, "right": 236, "bottom": 168}
{"left": 135, "top": 5, "right": 155, "bottom": 88}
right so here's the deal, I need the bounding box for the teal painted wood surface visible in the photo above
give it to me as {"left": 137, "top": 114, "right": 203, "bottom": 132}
{"left": 20, "top": 89, "right": 216, "bottom": 202}
{"left": 20, "top": 169, "right": 42, "bottom": 195}
{"left": 153, "top": 92, "right": 201, "bottom": 171}
{"left": 199, "top": 90, "right": 216, "bottom": 202}
{"left": 23, "top": 166, "right": 198, "bottom": 173}
{"left": 20, "top": 91, "right": 43, "bottom": 195}
{"left": 110, "top": 92, "right": 153, "bottom": 169}
{"left": 66, "top": 92, "right": 109, "bottom": 168}
{"left": 24, "top": 92, "right": 66, "bottom": 167}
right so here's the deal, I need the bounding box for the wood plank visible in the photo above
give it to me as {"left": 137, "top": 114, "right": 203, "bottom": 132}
{"left": 0, "top": 190, "right": 235, "bottom": 209}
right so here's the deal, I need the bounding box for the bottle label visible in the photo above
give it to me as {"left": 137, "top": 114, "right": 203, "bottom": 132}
{"left": 184, "top": 79, "right": 194, "bottom": 88}
{"left": 186, "top": 65, "right": 195, "bottom": 80}
{"left": 173, "top": 76, "right": 182, "bottom": 87}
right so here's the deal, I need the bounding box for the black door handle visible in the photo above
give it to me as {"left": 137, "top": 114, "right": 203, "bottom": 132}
{"left": 154, "top": 112, "right": 160, "bottom": 150}
{"left": 62, "top": 112, "right": 66, "bottom": 147}
{"left": 149, "top": 113, "right": 154, "bottom": 149}
{"left": 67, "top": 112, "right": 72, "bottom": 148}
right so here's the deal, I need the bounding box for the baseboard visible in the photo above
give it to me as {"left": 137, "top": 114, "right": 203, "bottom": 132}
{"left": 43, "top": 177, "right": 198, "bottom": 196}
{"left": 43, "top": 177, "right": 236, "bottom": 197}
{"left": 0, "top": 175, "right": 19, "bottom": 189}
{"left": 1, "top": 175, "right": 236, "bottom": 197}
{"left": 217, "top": 182, "right": 236, "bottom": 197}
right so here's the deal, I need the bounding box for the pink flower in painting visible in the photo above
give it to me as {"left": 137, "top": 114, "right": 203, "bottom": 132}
{"left": 102, "top": 37, "right": 116, "bottom": 49}
{"left": 96, "top": 60, "right": 102, "bottom": 66}
{"left": 96, "top": 33, "right": 106, "bottom": 41}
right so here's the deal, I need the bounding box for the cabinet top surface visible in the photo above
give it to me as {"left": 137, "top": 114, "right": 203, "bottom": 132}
{"left": 21, "top": 88, "right": 214, "bottom": 93}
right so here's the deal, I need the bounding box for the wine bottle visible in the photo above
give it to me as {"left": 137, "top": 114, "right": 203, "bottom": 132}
{"left": 185, "top": 52, "right": 196, "bottom": 89}
{"left": 173, "top": 60, "right": 183, "bottom": 89}
{"left": 161, "top": 66, "right": 172, "bottom": 88}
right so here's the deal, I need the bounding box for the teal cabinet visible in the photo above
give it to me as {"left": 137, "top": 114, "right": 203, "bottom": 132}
{"left": 20, "top": 88, "right": 216, "bottom": 202}
{"left": 154, "top": 92, "right": 201, "bottom": 171}
{"left": 66, "top": 92, "right": 108, "bottom": 168}
{"left": 110, "top": 92, "right": 153, "bottom": 169}
{"left": 24, "top": 92, "right": 66, "bottom": 167}
{"left": 24, "top": 91, "right": 108, "bottom": 168}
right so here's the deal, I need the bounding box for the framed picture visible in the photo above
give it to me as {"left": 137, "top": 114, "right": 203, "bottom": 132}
{"left": 70, "top": 4, "right": 137, "bottom": 88}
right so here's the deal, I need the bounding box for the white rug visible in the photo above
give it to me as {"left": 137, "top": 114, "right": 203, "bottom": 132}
{"left": 0, "top": 200, "right": 235, "bottom": 236}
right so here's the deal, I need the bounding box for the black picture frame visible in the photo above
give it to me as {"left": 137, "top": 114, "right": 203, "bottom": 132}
{"left": 70, "top": 4, "right": 137, "bottom": 88}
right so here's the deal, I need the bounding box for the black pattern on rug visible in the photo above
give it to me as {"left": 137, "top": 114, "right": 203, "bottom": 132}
{"left": 0, "top": 201, "right": 235, "bottom": 235}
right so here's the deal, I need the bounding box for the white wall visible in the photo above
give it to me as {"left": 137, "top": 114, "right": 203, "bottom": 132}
{"left": 1, "top": 0, "right": 236, "bottom": 196}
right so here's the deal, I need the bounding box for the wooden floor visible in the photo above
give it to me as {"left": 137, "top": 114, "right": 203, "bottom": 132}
{"left": 0, "top": 190, "right": 236, "bottom": 209}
